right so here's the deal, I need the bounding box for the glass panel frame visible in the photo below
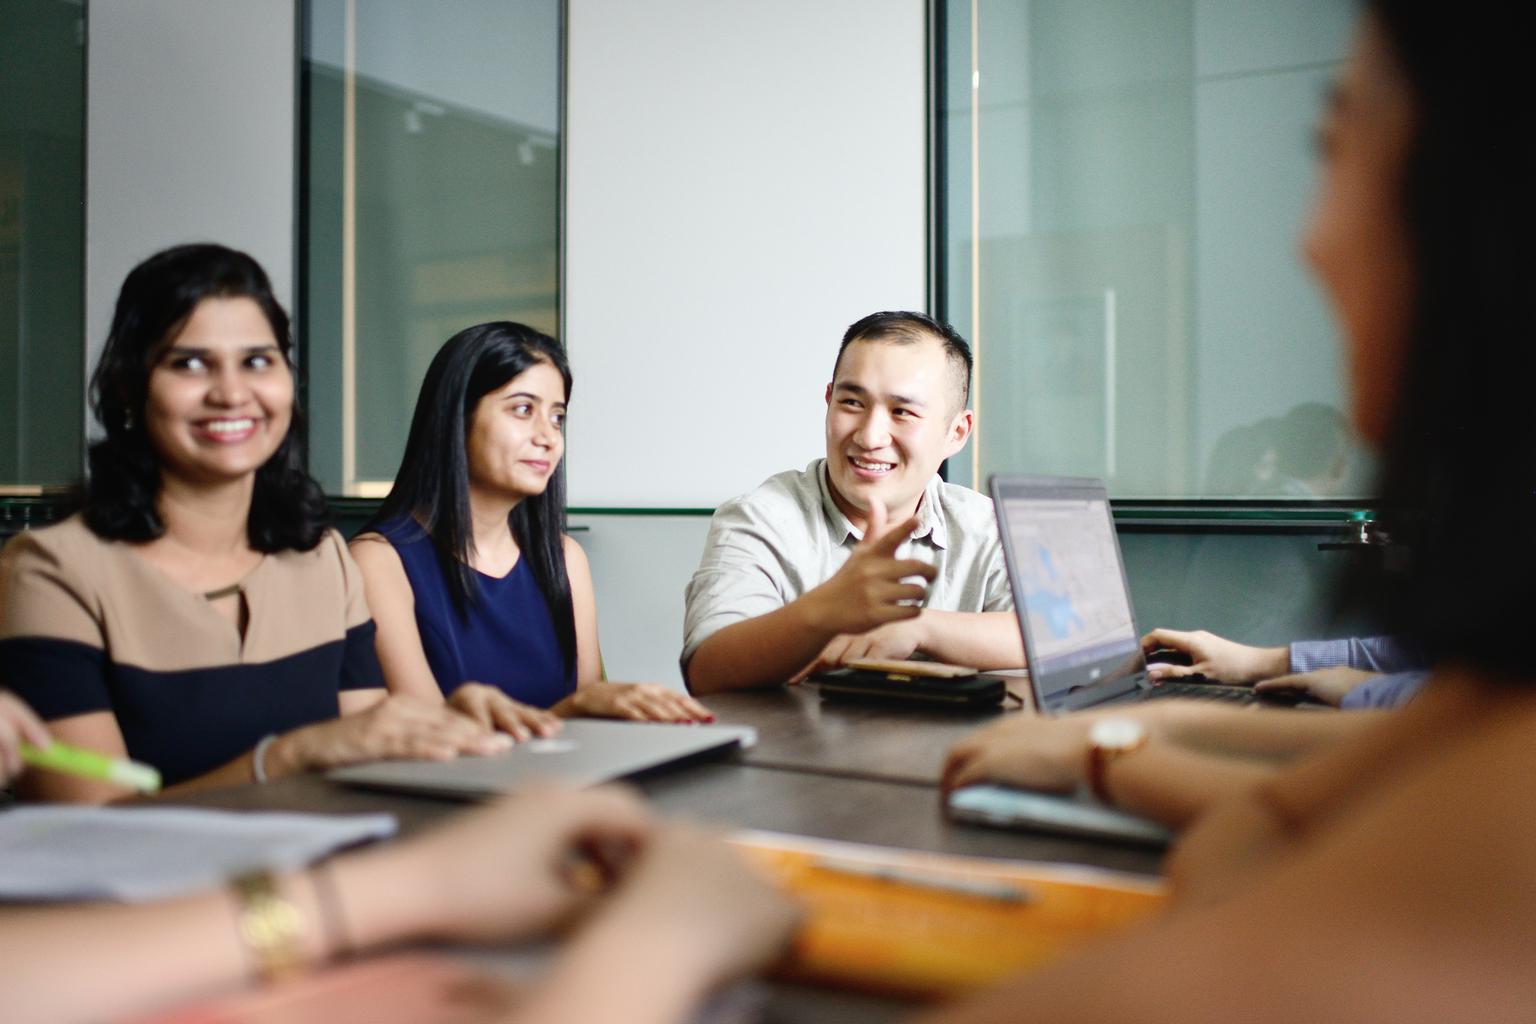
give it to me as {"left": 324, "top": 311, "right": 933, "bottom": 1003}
{"left": 300, "top": 0, "right": 563, "bottom": 497}
{"left": 934, "top": 0, "right": 1372, "bottom": 508}
{"left": 0, "top": 0, "right": 85, "bottom": 491}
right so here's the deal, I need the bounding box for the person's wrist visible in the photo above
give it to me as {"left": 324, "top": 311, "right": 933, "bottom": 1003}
{"left": 251, "top": 734, "right": 279, "bottom": 783}
{"left": 261, "top": 730, "right": 309, "bottom": 779}
{"left": 567, "top": 687, "right": 596, "bottom": 715}
{"left": 326, "top": 844, "right": 434, "bottom": 950}
{"left": 908, "top": 607, "right": 933, "bottom": 652}
{"left": 1086, "top": 718, "right": 1148, "bottom": 805}
{"left": 793, "top": 583, "right": 836, "bottom": 634}
{"left": 230, "top": 870, "right": 310, "bottom": 983}
{"left": 1261, "top": 646, "right": 1291, "bottom": 680}
{"left": 588, "top": 906, "right": 726, "bottom": 1001}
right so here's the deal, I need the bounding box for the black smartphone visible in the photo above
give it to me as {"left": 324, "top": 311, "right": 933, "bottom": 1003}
{"left": 811, "top": 662, "right": 1008, "bottom": 708}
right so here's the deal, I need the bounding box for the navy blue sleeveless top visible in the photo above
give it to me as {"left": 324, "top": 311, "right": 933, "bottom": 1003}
{"left": 377, "top": 519, "right": 575, "bottom": 708}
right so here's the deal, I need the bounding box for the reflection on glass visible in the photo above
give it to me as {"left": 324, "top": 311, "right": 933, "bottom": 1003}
{"left": 1205, "top": 402, "right": 1363, "bottom": 498}
{"left": 941, "top": 0, "right": 1368, "bottom": 498}
{"left": 0, "top": 0, "right": 84, "bottom": 488}
{"left": 304, "top": 0, "right": 560, "bottom": 495}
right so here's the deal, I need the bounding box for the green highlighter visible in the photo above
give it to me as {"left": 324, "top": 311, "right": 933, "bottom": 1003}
{"left": 20, "top": 741, "right": 162, "bottom": 793}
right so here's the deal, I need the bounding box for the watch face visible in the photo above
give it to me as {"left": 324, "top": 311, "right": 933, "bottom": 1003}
{"left": 1090, "top": 717, "right": 1146, "bottom": 750}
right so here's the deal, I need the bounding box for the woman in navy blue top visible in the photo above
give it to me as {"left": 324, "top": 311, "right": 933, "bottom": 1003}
{"left": 351, "top": 322, "right": 712, "bottom": 729}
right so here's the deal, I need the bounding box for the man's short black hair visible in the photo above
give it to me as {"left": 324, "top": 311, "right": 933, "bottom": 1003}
{"left": 832, "top": 311, "right": 973, "bottom": 414}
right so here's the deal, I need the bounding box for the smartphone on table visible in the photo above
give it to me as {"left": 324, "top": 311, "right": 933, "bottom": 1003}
{"left": 811, "top": 658, "right": 1010, "bottom": 708}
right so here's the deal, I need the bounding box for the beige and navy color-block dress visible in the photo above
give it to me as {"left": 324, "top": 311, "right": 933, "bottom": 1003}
{"left": 0, "top": 516, "right": 385, "bottom": 785}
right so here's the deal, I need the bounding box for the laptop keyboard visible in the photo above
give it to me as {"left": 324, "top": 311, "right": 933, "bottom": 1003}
{"left": 1144, "top": 681, "right": 1257, "bottom": 704}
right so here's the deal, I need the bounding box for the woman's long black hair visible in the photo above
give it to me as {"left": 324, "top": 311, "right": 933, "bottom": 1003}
{"left": 85, "top": 243, "right": 329, "bottom": 551}
{"left": 364, "top": 322, "right": 576, "bottom": 673}
{"left": 1351, "top": 1, "right": 1536, "bottom": 678}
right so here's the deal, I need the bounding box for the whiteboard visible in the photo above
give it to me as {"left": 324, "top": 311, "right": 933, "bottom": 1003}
{"left": 564, "top": 0, "right": 927, "bottom": 508}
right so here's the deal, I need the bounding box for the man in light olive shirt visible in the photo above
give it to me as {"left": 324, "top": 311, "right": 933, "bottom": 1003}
{"left": 682, "top": 311, "right": 1024, "bottom": 694}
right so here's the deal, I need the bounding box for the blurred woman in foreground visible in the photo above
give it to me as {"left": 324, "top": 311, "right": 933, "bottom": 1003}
{"left": 0, "top": 696, "right": 796, "bottom": 1024}
{"left": 931, "top": 3, "right": 1536, "bottom": 1020}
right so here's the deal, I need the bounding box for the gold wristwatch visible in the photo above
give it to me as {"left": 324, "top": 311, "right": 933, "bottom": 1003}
{"left": 231, "top": 870, "right": 308, "bottom": 983}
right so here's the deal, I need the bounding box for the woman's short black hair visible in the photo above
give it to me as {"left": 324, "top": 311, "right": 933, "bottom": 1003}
{"left": 1354, "top": 2, "right": 1536, "bottom": 677}
{"left": 364, "top": 322, "right": 577, "bottom": 673}
{"left": 84, "top": 242, "right": 329, "bottom": 551}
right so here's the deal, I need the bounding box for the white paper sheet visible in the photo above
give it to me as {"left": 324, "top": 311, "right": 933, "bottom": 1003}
{"left": 0, "top": 806, "right": 397, "bottom": 902}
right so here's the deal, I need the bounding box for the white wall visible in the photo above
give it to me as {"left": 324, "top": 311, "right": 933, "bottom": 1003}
{"left": 564, "top": 0, "right": 929, "bottom": 509}
{"left": 569, "top": 514, "right": 712, "bottom": 687}
{"left": 85, "top": 0, "right": 296, "bottom": 387}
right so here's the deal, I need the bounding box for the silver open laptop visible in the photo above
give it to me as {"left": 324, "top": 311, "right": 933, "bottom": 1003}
{"left": 328, "top": 719, "right": 756, "bottom": 800}
{"left": 990, "top": 474, "right": 1265, "bottom": 714}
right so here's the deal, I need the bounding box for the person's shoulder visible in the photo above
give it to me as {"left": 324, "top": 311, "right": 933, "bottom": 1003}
{"left": 349, "top": 527, "right": 407, "bottom": 570}
{"left": 716, "top": 461, "right": 824, "bottom": 524}
{"left": 270, "top": 527, "right": 354, "bottom": 576}
{"left": 349, "top": 528, "right": 398, "bottom": 564}
{"left": 561, "top": 533, "right": 588, "bottom": 562}
{"left": 299, "top": 525, "right": 349, "bottom": 555}
{"left": 368, "top": 515, "right": 425, "bottom": 543}
{"left": 349, "top": 527, "right": 419, "bottom": 610}
{"left": 932, "top": 478, "right": 998, "bottom": 523}
{"left": 0, "top": 517, "right": 113, "bottom": 637}
{"left": 1, "top": 514, "right": 114, "bottom": 575}
{"left": 927, "top": 480, "right": 1003, "bottom": 560}
{"left": 359, "top": 516, "right": 433, "bottom": 560}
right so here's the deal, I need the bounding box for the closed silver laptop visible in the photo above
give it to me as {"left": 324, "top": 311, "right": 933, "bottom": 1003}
{"left": 328, "top": 719, "right": 756, "bottom": 799}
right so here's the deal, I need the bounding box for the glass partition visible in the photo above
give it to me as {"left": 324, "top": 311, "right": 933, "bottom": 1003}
{"left": 304, "top": 0, "right": 561, "bottom": 495}
{"left": 0, "top": 0, "right": 84, "bottom": 490}
{"left": 940, "top": 0, "right": 1366, "bottom": 500}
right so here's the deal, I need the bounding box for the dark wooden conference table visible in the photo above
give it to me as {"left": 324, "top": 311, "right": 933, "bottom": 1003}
{"left": 174, "top": 685, "right": 1166, "bottom": 1023}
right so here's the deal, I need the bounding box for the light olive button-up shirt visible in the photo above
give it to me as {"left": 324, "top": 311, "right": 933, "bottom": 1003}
{"left": 681, "top": 459, "right": 1013, "bottom": 667}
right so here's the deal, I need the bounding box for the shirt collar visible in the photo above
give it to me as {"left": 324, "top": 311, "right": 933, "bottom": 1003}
{"left": 815, "top": 459, "right": 948, "bottom": 549}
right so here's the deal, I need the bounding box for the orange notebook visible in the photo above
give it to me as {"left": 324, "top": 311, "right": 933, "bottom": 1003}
{"left": 729, "top": 830, "right": 1166, "bottom": 999}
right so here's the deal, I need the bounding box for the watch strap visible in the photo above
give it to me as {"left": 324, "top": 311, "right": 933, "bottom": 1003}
{"left": 1087, "top": 725, "right": 1148, "bottom": 805}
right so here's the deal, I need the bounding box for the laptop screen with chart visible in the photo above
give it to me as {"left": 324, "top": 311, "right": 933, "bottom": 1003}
{"left": 990, "top": 476, "right": 1146, "bottom": 712}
